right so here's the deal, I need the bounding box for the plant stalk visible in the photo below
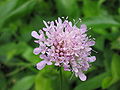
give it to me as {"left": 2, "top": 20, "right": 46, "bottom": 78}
{"left": 60, "top": 67, "right": 62, "bottom": 90}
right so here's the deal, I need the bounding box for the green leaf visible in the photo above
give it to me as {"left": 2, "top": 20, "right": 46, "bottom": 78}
{"left": 94, "top": 36, "right": 105, "bottom": 51}
{"left": 74, "top": 72, "right": 108, "bottom": 90}
{"left": 0, "top": 42, "right": 38, "bottom": 63}
{"left": 35, "top": 70, "right": 53, "bottom": 90}
{"left": 21, "top": 44, "right": 40, "bottom": 64}
{"left": 12, "top": 75, "right": 35, "bottom": 90}
{"left": 0, "top": 0, "right": 36, "bottom": 28}
{"left": 111, "top": 37, "right": 120, "bottom": 50}
{"left": 102, "top": 76, "right": 113, "bottom": 89}
{"left": 83, "top": 15, "right": 119, "bottom": 27}
{"left": 19, "top": 25, "right": 33, "bottom": 42}
{"left": 0, "top": 43, "right": 17, "bottom": 61}
{"left": 102, "top": 54, "right": 120, "bottom": 89}
{"left": 111, "top": 54, "right": 120, "bottom": 80}
{"left": 83, "top": 0, "right": 100, "bottom": 17}
{"left": 98, "top": 0, "right": 105, "bottom": 6}
{"left": 0, "top": 0, "right": 18, "bottom": 16}
{"left": 0, "top": 72, "right": 7, "bottom": 90}
{"left": 0, "top": 0, "right": 18, "bottom": 24}
{"left": 55, "top": 0, "right": 79, "bottom": 18}
{"left": 103, "top": 49, "right": 113, "bottom": 72}
{"left": 7, "top": 0, "right": 36, "bottom": 18}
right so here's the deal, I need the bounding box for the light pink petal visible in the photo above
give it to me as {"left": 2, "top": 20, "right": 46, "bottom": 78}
{"left": 33, "top": 48, "right": 41, "bottom": 55}
{"left": 31, "top": 31, "right": 40, "bottom": 39}
{"left": 58, "top": 17, "right": 62, "bottom": 24}
{"left": 39, "top": 30, "right": 44, "bottom": 34}
{"left": 40, "top": 54, "right": 47, "bottom": 59}
{"left": 39, "top": 42, "right": 47, "bottom": 54}
{"left": 87, "top": 41, "right": 95, "bottom": 46}
{"left": 79, "top": 72, "right": 87, "bottom": 81}
{"left": 34, "top": 40, "right": 39, "bottom": 43}
{"left": 87, "top": 56, "right": 96, "bottom": 62}
{"left": 47, "top": 61, "right": 52, "bottom": 65}
{"left": 39, "top": 42, "right": 45, "bottom": 46}
{"left": 80, "top": 24, "right": 87, "bottom": 29}
{"left": 69, "top": 21, "right": 72, "bottom": 27}
{"left": 46, "top": 32, "right": 51, "bottom": 38}
{"left": 73, "top": 68, "right": 78, "bottom": 73}
{"left": 50, "top": 21, "right": 54, "bottom": 27}
{"left": 44, "top": 41, "right": 51, "bottom": 46}
{"left": 64, "top": 68, "right": 70, "bottom": 71}
{"left": 80, "top": 24, "right": 87, "bottom": 33}
{"left": 55, "top": 62, "right": 59, "bottom": 66}
{"left": 43, "top": 28, "right": 48, "bottom": 31}
{"left": 36, "top": 61, "right": 46, "bottom": 70}
{"left": 85, "top": 47, "right": 92, "bottom": 52}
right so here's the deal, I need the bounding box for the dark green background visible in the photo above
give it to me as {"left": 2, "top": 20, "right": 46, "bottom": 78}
{"left": 0, "top": 0, "right": 120, "bottom": 90}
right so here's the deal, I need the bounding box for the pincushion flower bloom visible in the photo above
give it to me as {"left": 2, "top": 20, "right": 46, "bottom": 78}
{"left": 31, "top": 17, "right": 96, "bottom": 81}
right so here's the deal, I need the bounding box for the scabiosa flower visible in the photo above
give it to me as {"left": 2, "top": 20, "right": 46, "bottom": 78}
{"left": 31, "top": 17, "right": 96, "bottom": 81}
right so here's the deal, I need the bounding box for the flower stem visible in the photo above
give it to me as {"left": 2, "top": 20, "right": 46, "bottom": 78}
{"left": 60, "top": 67, "right": 62, "bottom": 90}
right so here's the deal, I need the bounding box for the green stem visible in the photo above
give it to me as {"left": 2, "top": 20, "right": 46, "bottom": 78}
{"left": 60, "top": 67, "right": 62, "bottom": 90}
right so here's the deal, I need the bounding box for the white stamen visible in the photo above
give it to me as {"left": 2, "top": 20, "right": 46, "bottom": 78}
{"left": 70, "top": 72, "right": 74, "bottom": 80}
{"left": 66, "top": 16, "right": 68, "bottom": 19}
{"left": 92, "top": 49, "right": 98, "bottom": 53}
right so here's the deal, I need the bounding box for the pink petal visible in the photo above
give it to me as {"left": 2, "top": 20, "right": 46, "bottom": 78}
{"left": 73, "top": 68, "right": 78, "bottom": 73}
{"left": 58, "top": 17, "right": 62, "bottom": 24}
{"left": 80, "top": 24, "right": 87, "bottom": 33}
{"left": 69, "top": 21, "right": 72, "bottom": 27}
{"left": 55, "top": 62, "right": 59, "bottom": 66}
{"left": 46, "top": 32, "right": 51, "bottom": 38}
{"left": 87, "top": 56, "right": 96, "bottom": 62}
{"left": 43, "top": 28, "right": 48, "bottom": 31}
{"left": 40, "top": 54, "right": 47, "bottom": 59}
{"left": 64, "top": 68, "right": 70, "bottom": 71}
{"left": 50, "top": 21, "right": 54, "bottom": 27}
{"left": 87, "top": 41, "right": 95, "bottom": 46}
{"left": 31, "top": 31, "right": 40, "bottom": 39}
{"left": 47, "top": 61, "right": 52, "bottom": 65}
{"left": 79, "top": 72, "right": 87, "bottom": 81}
{"left": 36, "top": 61, "right": 46, "bottom": 70}
{"left": 34, "top": 40, "right": 39, "bottom": 43}
{"left": 33, "top": 48, "right": 41, "bottom": 55}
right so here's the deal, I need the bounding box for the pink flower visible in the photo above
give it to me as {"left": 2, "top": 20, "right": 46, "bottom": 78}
{"left": 31, "top": 17, "right": 96, "bottom": 81}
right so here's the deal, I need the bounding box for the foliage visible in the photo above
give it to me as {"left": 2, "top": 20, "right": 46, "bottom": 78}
{"left": 0, "top": 0, "right": 120, "bottom": 90}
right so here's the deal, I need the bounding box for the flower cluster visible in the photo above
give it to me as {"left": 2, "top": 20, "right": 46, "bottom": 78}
{"left": 31, "top": 17, "right": 96, "bottom": 81}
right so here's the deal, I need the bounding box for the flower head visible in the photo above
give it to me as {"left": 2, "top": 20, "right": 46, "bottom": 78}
{"left": 31, "top": 17, "right": 96, "bottom": 81}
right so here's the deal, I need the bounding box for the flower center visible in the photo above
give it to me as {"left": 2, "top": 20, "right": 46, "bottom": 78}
{"left": 54, "top": 41, "right": 65, "bottom": 57}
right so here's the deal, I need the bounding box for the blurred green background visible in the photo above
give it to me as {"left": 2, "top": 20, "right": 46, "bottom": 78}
{"left": 0, "top": 0, "right": 120, "bottom": 90}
